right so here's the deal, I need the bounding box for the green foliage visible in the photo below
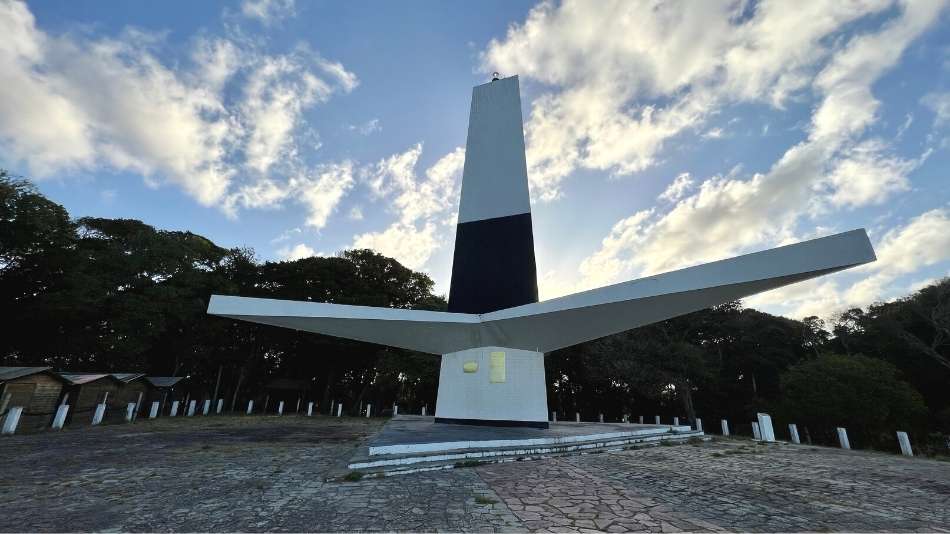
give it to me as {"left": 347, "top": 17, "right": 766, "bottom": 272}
{"left": 779, "top": 353, "right": 927, "bottom": 448}
{"left": 0, "top": 172, "right": 442, "bottom": 414}
{"left": 2, "top": 171, "right": 948, "bottom": 453}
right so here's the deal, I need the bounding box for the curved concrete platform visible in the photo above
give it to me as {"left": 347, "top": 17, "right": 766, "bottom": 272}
{"left": 341, "top": 415, "right": 705, "bottom": 478}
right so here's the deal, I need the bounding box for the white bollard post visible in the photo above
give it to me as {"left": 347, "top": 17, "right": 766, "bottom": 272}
{"left": 337, "top": 403, "right": 343, "bottom": 417}
{"left": 752, "top": 422, "right": 761, "bottom": 440}
{"left": 246, "top": 400, "right": 254, "bottom": 415}
{"left": 202, "top": 399, "right": 210, "bottom": 416}
{"left": 149, "top": 401, "right": 159, "bottom": 419}
{"left": 52, "top": 405, "right": 70, "bottom": 429}
{"left": 551, "top": 411, "right": 557, "bottom": 422}
{"left": 756, "top": 413, "right": 775, "bottom": 442}
{"left": 125, "top": 402, "right": 136, "bottom": 422}
{"left": 328, "top": 401, "right": 334, "bottom": 415}
{"left": 599, "top": 413, "right": 604, "bottom": 423}
{"left": 575, "top": 412, "right": 581, "bottom": 422}
{"left": 655, "top": 415, "right": 661, "bottom": 425}
{"left": 622, "top": 414, "right": 628, "bottom": 423}
{"left": 673, "top": 417, "right": 680, "bottom": 426}
{"left": 639, "top": 416, "right": 644, "bottom": 424}
{"left": 296, "top": 398, "right": 301, "bottom": 414}
{"left": 422, "top": 405, "right": 427, "bottom": 416}
{"left": 896, "top": 431, "right": 913, "bottom": 457}
{"left": 837, "top": 427, "right": 851, "bottom": 449}
{"left": 393, "top": 404, "right": 398, "bottom": 416}
{"left": 170, "top": 400, "right": 179, "bottom": 417}
{"left": 277, "top": 401, "right": 284, "bottom": 415}
{"left": 187, "top": 400, "right": 196, "bottom": 417}
{"left": 695, "top": 418, "right": 703, "bottom": 432}
{"left": 307, "top": 402, "right": 314, "bottom": 417}
{"left": 788, "top": 424, "right": 800, "bottom": 444}
{"left": 216, "top": 399, "right": 223, "bottom": 414}
{"left": 721, "top": 419, "right": 730, "bottom": 436}
{"left": 92, "top": 403, "right": 106, "bottom": 425}
{"left": 1, "top": 406, "right": 23, "bottom": 435}
{"left": 366, "top": 404, "right": 372, "bottom": 418}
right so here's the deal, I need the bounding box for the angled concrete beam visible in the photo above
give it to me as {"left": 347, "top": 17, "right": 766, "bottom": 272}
{"left": 209, "top": 228, "right": 874, "bottom": 355}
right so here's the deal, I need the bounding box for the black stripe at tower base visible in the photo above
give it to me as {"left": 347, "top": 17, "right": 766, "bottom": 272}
{"left": 448, "top": 212, "right": 539, "bottom": 314}
{"left": 434, "top": 417, "right": 550, "bottom": 429}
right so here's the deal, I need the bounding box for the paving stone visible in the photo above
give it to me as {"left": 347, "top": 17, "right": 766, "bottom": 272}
{"left": 2, "top": 419, "right": 949, "bottom": 532}
{"left": 476, "top": 440, "right": 950, "bottom": 532}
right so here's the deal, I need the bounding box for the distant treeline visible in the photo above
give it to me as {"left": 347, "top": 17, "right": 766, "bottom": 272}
{"left": 2, "top": 171, "right": 948, "bottom": 453}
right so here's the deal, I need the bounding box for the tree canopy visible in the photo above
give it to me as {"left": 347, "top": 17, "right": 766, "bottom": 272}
{"left": 2, "top": 171, "right": 948, "bottom": 451}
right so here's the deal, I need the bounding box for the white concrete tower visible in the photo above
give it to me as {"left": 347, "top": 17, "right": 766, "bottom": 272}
{"left": 438, "top": 76, "right": 547, "bottom": 427}
{"left": 206, "top": 75, "right": 877, "bottom": 430}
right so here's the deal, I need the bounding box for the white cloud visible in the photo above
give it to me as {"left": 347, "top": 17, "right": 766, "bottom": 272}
{"left": 222, "top": 161, "right": 354, "bottom": 230}
{"left": 702, "top": 128, "right": 724, "bottom": 139}
{"left": 348, "top": 206, "right": 364, "bottom": 221}
{"left": 277, "top": 242, "right": 322, "bottom": 261}
{"left": 241, "top": 54, "right": 333, "bottom": 175}
{"left": 352, "top": 146, "right": 465, "bottom": 269}
{"left": 658, "top": 172, "right": 694, "bottom": 203}
{"left": 241, "top": 0, "right": 295, "bottom": 25}
{"left": 483, "top": 0, "right": 906, "bottom": 201}
{"left": 849, "top": 208, "right": 950, "bottom": 298}
{"left": 820, "top": 139, "right": 916, "bottom": 208}
{"left": 569, "top": 1, "right": 944, "bottom": 295}
{"left": 922, "top": 91, "right": 950, "bottom": 126}
{"left": 746, "top": 208, "right": 950, "bottom": 318}
{"left": 349, "top": 118, "right": 381, "bottom": 136}
{"left": 293, "top": 162, "right": 355, "bottom": 229}
{"left": 271, "top": 227, "right": 301, "bottom": 244}
{"left": 352, "top": 222, "right": 440, "bottom": 270}
{"left": 0, "top": 0, "right": 357, "bottom": 223}
{"left": 365, "top": 143, "right": 423, "bottom": 199}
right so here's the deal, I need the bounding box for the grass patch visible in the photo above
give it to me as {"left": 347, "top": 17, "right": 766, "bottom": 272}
{"left": 711, "top": 452, "right": 724, "bottom": 458}
{"left": 454, "top": 460, "right": 484, "bottom": 468}
{"left": 342, "top": 471, "right": 364, "bottom": 482}
{"left": 474, "top": 495, "right": 498, "bottom": 505}
{"left": 660, "top": 440, "right": 676, "bottom": 446}
{"left": 687, "top": 437, "right": 704, "bottom": 445}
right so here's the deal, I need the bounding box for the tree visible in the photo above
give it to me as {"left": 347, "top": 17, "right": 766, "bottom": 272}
{"left": 780, "top": 353, "right": 927, "bottom": 448}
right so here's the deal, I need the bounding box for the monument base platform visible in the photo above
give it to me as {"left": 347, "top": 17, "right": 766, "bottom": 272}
{"left": 338, "top": 415, "right": 705, "bottom": 479}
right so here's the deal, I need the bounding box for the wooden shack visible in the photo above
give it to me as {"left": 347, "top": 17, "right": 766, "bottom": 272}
{"left": 112, "top": 373, "right": 148, "bottom": 415}
{"left": 59, "top": 373, "right": 125, "bottom": 424}
{"left": 144, "top": 376, "right": 187, "bottom": 415}
{"left": 0, "top": 367, "right": 66, "bottom": 431}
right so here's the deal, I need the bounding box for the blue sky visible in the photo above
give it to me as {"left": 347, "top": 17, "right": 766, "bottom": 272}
{"left": 2, "top": 0, "right": 949, "bottom": 320}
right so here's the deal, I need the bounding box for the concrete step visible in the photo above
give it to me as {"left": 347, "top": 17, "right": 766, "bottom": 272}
{"left": 336, "top": 426, "right": 705, "bottom": 480}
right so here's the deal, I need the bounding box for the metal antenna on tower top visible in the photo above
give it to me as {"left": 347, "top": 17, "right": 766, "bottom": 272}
{"left": 491, "top": 72, "right": 500, "bottom": 81}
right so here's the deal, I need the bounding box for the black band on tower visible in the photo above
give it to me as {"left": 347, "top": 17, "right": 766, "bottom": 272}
{"left": 447, "top": 212, "right": 539, "bottom": 314}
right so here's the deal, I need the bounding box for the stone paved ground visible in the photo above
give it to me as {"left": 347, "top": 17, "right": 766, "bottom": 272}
{"left": 1, "top": 416, "right": 949, "bottom": 532}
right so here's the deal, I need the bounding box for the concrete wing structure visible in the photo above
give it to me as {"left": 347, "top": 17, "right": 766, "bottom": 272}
{"left": 208, "top": 296, "right": 480, "bottom": 355}
{"left": 208, "top": 228, "right": 874, "bottom": 355}
{"left": 480, "top": 228, "right": 875, "bottom": 353}
{"left": 208, "top": 75, "right": 877, "bottom": 428}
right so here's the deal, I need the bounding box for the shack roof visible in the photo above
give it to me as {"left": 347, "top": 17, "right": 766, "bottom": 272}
{"left": 58, "top": 373, "right": 123, "bottom": 386}
{"left": 111, "top": 373, "right": 146, "bottom": 383}
{"left": 145, "top": 376, "right": 186, "bottom": 388}
{"left": 0, "top": 366, "right": 54, "bottom": 382}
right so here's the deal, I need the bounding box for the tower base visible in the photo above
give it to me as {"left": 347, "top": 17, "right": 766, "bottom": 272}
{"left": 434, "top": 346, "right": 548, "bottom": 428}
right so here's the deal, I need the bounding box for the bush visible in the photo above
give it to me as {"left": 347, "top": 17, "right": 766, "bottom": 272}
{"left": 779, "top": 353, "right": 927, "bottom": 449}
